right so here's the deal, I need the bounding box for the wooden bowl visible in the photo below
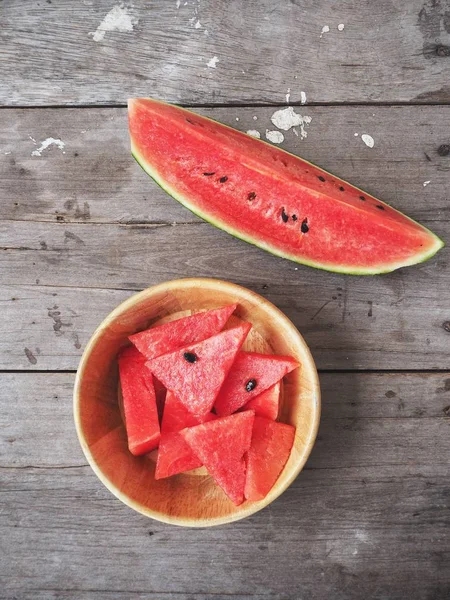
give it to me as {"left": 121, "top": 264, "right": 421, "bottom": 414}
{"left": 73, "top": 278, "right": 320, "bottom": 527}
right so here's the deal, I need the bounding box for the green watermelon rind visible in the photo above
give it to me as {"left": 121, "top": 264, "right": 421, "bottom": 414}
{"left": 130, "top": 103, "right": 445, "bottom": 276}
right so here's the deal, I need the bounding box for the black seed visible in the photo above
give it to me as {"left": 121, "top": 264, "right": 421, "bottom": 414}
{"left": 186, "top": 118, "right": 194, "bottom": 124}
{"left": 203, "top": 172, "right": 215, "bottom": 176}
{"left": 219, "top": 176, "right": 228, "bottom": 183}
{"left": 376, "top": 205, "right": 385, "bottom": 210}
{"left": 292, "top": 214, "right": 298, "bottom": 221}
{"left": 437, "top": 144, "right": 450, "bottom": 157}
{"left": 339, "top": 186, "right": 345, "bottom": 192}
{"left": 183, "top": 352, "right": 197, "bottom": 363}
{"left": 301, "top": 218, "right": 309, "bottom": 233}
{"left": 359, "top": 195, "right": 366, "bottom": 201}
{"left": 424, "top": 152, "right": 432, "bottom": 162}
{"left": 245, "top": 379, "right": 257, "bottom": 392}
{"left": 247, "top": 192, "right": 256, "bottom": 201}
{"left": 281, "top": 208, "right": 289, "bottom": 222}
{"left": 318, "top": 175, "right": 325, "bottom": 182}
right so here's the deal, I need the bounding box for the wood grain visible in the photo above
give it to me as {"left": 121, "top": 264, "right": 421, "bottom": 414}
{"left": 1, "top": 372, "right": 449, "bottom": 598}
{"left": 2, "top": 0, "right": 450, "bottom": 106}
{"left": 2, "top": 106, "right": 449, "bottom": 225}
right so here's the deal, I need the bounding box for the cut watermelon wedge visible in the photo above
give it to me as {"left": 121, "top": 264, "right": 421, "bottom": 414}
{"left": 214, "top": 352, "right": 298, "bottom": 417}
{"left": 245, "top": 417, "right": 296, "bottom": 502}
{"left": 242, "top": 382, "right": 280, "bottom": 420}
{"left": 155, "top": 391, "right": 214, "bottom": 479}
{"left": 118, "top": 346, "right": 160, "bottom": 456}
{"left": 181, "top": 411, "right": 255, "bottom": 505}
{"left": 130, "top": 304, "right": 236, "bottom": 360}
{"left": 146, "top": 323, "right": 251, "bottom": 418}
{"left": 129, "top": 98, "right": 444, "bottom": 275}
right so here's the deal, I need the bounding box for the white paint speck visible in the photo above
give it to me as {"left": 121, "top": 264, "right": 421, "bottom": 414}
{"left": 338, "top": 23, "right": 345, "bottom": 31}
{"left": 354, "top": 133, "right": 359, "bottom": 137}
{"left": 265, "top": 130, "right": 284, "bottom": 144}
{"left": 235, "top": 117, "right": 240, "bottom": 121}
{"left": 246, "top": 130, "right": 261, "bottom": 139}
{"left": 4, "top": 151, "right": 11, "bottom": 155}
{"left": 81, "top": 129, "right": 87, "bottom": 134}
{"left": 270, "top": 107, "right": 312, "bottom": 139}
{"left": 31, "top": 137, "right": 66, "bottom": 157}
{"left": 320, "top": 25, "right": 330, "bottom": 38}
{"left": 286, "top": 87, "right": 291, "bottom": 103}
{"left": 253, "top": 116, "right": 258, "bottom": 121}
{"left": 176, "top": 0, "right": 181, "bottom": 8}
{"left": 204, "top": 29, "right": 209, "bottom": 35}
{"left": 89, "top": 4, "right": 138, "bottom": 42}
{"left": 423, "top": 180, "right": 431, "bottom": 187}
{"left": 361, "top": 133, "right": 375, "bottom": 148}
{"left": 300, "top": 91, "right": 307, "bottom": 105}
{"left": 207, "top": 56, "right": 219, "bottom": 68}
{"left": 29, "top": 136, "right": 37, "bottom": 144}
{"left": 353, "top": 549, "right": 358, "bottom": 555}
{"left": 194, "top": 20, "right": 201, "bottom": 29}
{"left": 294, "top": 267, "right": 298, "bottom": 271}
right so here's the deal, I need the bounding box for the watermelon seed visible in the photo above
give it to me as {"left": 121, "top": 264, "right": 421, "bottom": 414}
{"left": 292, "top": 214, "right": 298, "bottom": 221}
{"left": 318, "top": 175, "right": 325, "bottom": 182}
{"left": 281, "top": 208, "right": 289, "bottom": 222}
{"left": 183, "top": 352, "right": 198, "bottom": 363}
{"left": 186, "top": 118, "right": 195, "bottom": 124}
{"left": 438, "top": 144, "right": 450, "bottom": 156}
{"left": 245, "top": 379, "right": 257, "bottom": 392}
{"left": 376, "top": 205, "right": 385, "bottom": 210}
{"left": 248, "top": 192, "right": 257, "bottom": 201}
{"left": 301, "top": 218, "right": 309, "bottom": 233}
{"left": 359, "top": 195, "right": 366, "bottom": 201}
{"left": 219, "top": 176, "right": 228, "bottom": 183}
{"left": 339, "top": 186, "right": 345, "bottom": 192}
{"left": 203, "top": 172, "right": 216, "bottom": 176}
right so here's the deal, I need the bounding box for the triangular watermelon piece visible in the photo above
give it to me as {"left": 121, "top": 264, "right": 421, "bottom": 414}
{"left": 242, "top": 382, "right": 280, "bottom": 420}
{"left": 129, "top": 304, "right": 237, "bottom": 360}
{"left": 146, "top": 322, "right": 251, "bottom": 418}
{"left": 214, "top": 352, "right": 299, "bottom": 416}
{"left": 155, "top": 391, "right": 215, "bottom": 479}
{"left": 118, "top": 346, "right": 160, "bottom": 456}
{"left": 181, "top": 411, "right": 255, "bottom": 505}
{"left": 245, "top": 417, "right": 296, "bottom": 502}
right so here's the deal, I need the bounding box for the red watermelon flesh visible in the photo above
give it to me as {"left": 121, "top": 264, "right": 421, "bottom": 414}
{"left": 245, "top": 416, "right": 296, "bottom": 502}
{"left": 242, "top": 382, "right": 280, "bottom": 420}
{"left": 181, "top": 411, "right": 255, "bottom": 505}
{"left": 129, "top": 304, "right": 236, "bottom": 360}
{"left": 118, "top": 346, "right": 160, "bottom": 456}
{"left": 214, "top": 352, "right": 298, "bottom": 416}
{"left": 146, "top": 322, "right": 251, "bottom": 418}
{"left": 129, "top": 98, "right": 444, "bottom": 275}
{"left": 155, "top": 391, "right": 214, "bottom": 479}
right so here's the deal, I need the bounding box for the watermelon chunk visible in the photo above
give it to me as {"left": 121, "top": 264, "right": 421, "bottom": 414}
{"left": 214, "top": 352, "right": 298, "bottom": 416}
{"left": 181, "top": 411, "right": 255, "bottom": 505}
{"left": 245, "top": 417, "right": 296, "bottom": 502}
{"left": 129, "top": 304, "right": 236, "bottom": 360}
{"left": 155, "top": 391, "right": 214, "bottom": 479}
{"left": 118, "top": 346, "right": 160, "bottom": 456}
{"left": 242, "top": 382, "right": 280, "bottom": 420}
{"left": 129, "top": 98, "right": 444, "bottom": 275}
{"left": 146, "top": 323, "right": 251, "bottom": 418}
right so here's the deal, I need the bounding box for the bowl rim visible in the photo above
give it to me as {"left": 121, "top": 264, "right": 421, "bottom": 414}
{"left": 73, "top": 277, "right": 321, "bottom": 527}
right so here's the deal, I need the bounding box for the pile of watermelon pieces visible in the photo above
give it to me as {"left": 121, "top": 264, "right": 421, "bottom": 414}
{"left": 118, "top": 304, "right": 299, "bottom": 505}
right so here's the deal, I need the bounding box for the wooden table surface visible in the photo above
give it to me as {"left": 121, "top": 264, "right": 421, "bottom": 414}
{"left": 1, "top": 1, "right": 449, "bottom": 599}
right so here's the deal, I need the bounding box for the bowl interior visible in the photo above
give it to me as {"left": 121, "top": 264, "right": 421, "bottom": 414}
{"left": 74, "top": 279, "right": 320, "bottom": 526}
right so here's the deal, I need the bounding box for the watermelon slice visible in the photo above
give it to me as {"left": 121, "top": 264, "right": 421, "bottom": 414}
{"left": 181, "top": 411, "right": 255, "bottom": 505}
{"left": 146, "top": 323, "right": 251, "bottom": 418}
{"left": 245, "top": 417, "right": 296, "bottom": 502}
{"left": 242, "top": 382, "right": 280, "bottom": 420}
{"left": 155, "top": 391, "right": 214, "bottom": 479}
{"left": 214, "top": 352, "right": 298, "bottom": 417}
{"left": 118, "top": 346, "right": 160, "bottom": 456}
{"left": 129, "top": 98, "right": 444, "bottom": 275}
{"left": 129, "top": 304, "right": 236, "bottom": 360}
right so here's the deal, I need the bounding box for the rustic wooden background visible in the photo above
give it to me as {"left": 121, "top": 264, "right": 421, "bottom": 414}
{"left": 1, "top": 1, "right": 449, "bottom": 599}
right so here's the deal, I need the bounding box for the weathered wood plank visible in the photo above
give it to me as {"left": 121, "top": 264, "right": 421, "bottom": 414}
{"left": 0, "top": 208, "right": 448, "bottom": 370}
{"left": 1, "top": 373, "right": 449, "bottom": 599}
{"left": 2, "top": 0, "right": 450, "bottom": 106}
{"left": 1, "top": 106, "right": 449, "bottom": 225}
